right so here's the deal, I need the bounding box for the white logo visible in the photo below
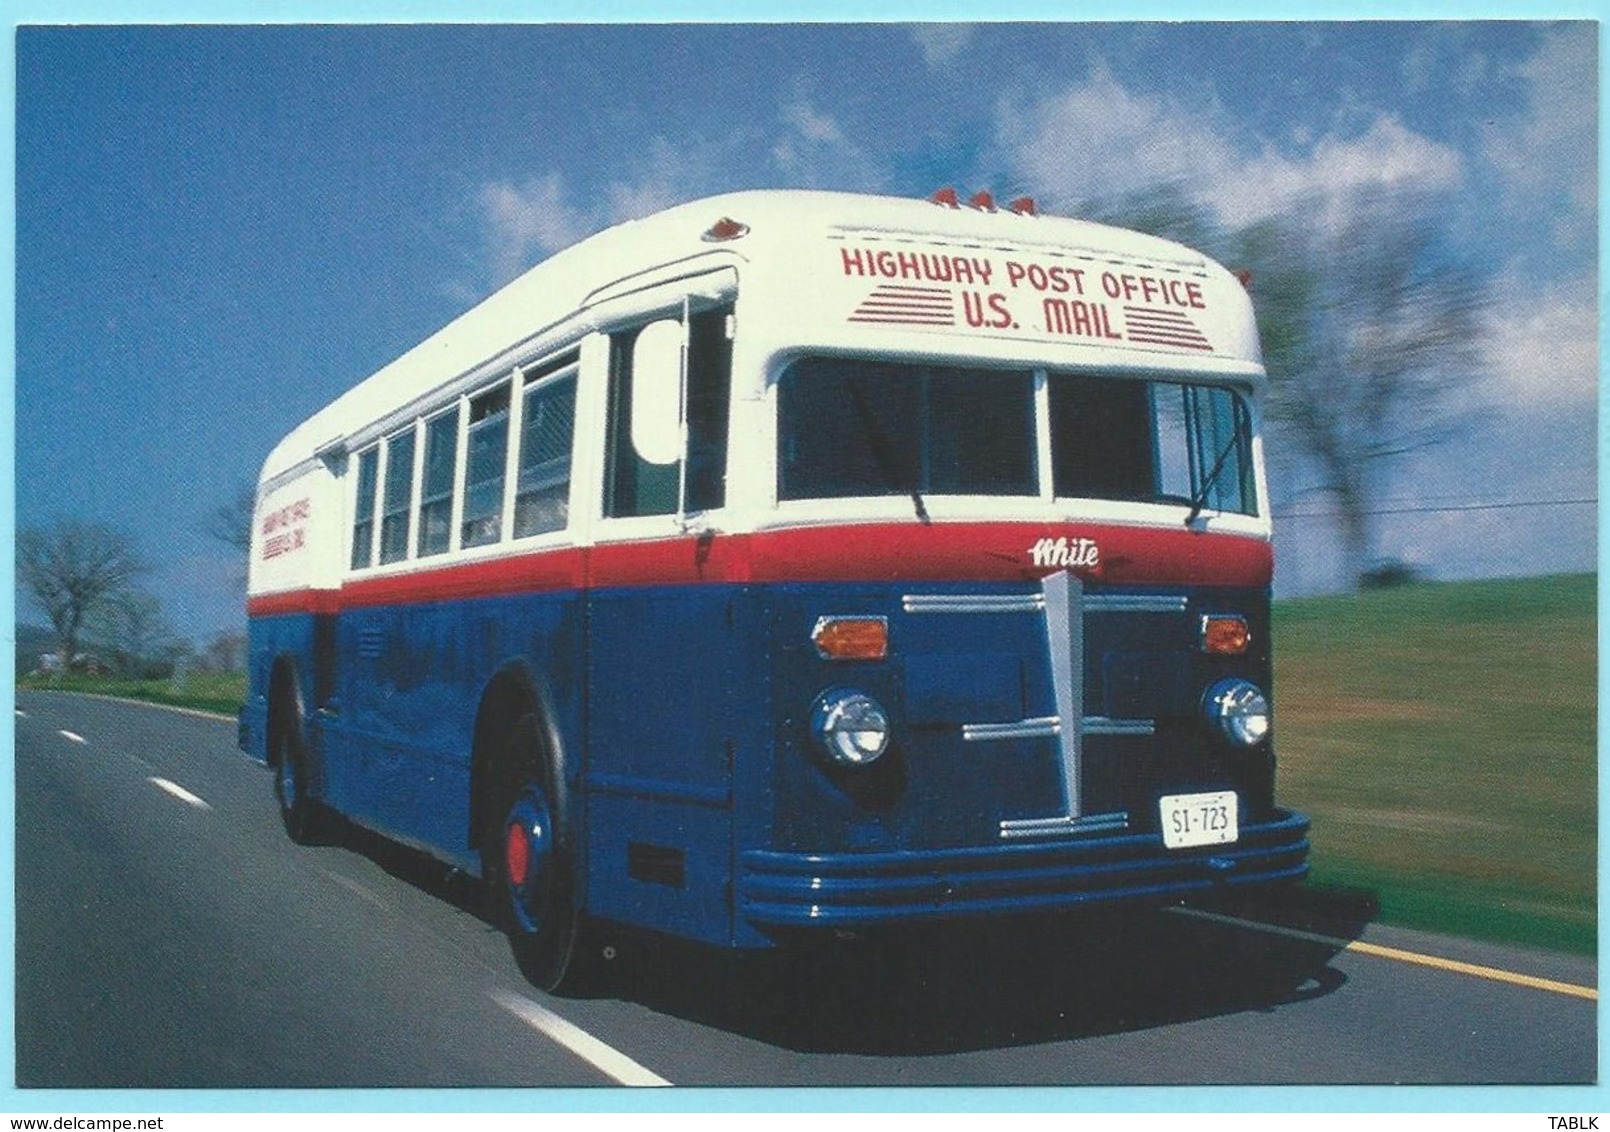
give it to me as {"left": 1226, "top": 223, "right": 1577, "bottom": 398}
{"left": 1029, "top": 536, "right": 1100, "bottom": 569}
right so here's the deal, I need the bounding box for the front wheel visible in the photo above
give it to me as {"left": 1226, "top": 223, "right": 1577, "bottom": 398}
{"left": 484, "top": 721, "right": 594, "bottom": 994}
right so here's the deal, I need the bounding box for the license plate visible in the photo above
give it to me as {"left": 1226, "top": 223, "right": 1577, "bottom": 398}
{"left": 1160, "top": 790, "right": 1239, "bottom": 849}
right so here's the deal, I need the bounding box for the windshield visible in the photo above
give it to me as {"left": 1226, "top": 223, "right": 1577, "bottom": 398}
{"left": 776, "top": 356, "right": 1258, "bottom": 516}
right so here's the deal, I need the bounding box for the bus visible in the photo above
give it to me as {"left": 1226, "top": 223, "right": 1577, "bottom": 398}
{"left": 241, "top": 188, "right": 1310, "bottom": 992}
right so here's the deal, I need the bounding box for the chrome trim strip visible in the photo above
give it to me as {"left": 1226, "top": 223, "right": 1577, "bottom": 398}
{"left": 963, "top": 716, "right": 1060, "bottom": 741}
{"left": 902, "top": 594, "right": 1045, "bottom": 614}
{"left": 962, "top": 715, "right": 1155, "bottom": 741}
{"left": 1083, "top": 717, "right": 1157, "bottom": 736}
{"left": 1089, "top": 594, "right": 1190, "bottom": 613}
{"left": 1042, "top": 570, "right": 1084, "bottom": 817}
{"left": 999, "top": 812, "right": 1130, "bottom": 840}
{"left": 901, "top": 592, "right": 1189, "bottom": 614}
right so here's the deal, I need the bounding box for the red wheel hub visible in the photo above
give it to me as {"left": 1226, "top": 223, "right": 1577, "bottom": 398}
{"left": 505, "top": 822, "right": 530, "bottom": 888}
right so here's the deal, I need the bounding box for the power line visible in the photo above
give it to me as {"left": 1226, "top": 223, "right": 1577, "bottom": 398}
{"left": 1273, "top": 496, "right": 1598, "bottom": 520}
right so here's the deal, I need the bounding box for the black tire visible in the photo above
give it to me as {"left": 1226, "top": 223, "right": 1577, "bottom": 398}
{"left": 272, "top": 699, "right": 324, "bottom": 845}
{"left": 482, "top": 711, "right": 595, "bottom": 994}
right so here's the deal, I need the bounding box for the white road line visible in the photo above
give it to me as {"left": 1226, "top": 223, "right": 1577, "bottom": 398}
{"left": 1170, "top": 905, "right": 1598, "bottom": 1001}
{"left": 15, "top": 709, "right": 28, "bottom": 719}
{"left": 147, "top": 777, "right": 213, "bottom": 811}
{"left": 322, "top": 869, "right": 392, "bottom": 912}
{"left": 489, "top": 988, "right": 672, "bottom": 1087}
{"left": 33, "top": 691, "right": 235, "bottom": 724}
{"left": 58, "top": 730, "right": 87, "bottom": 744}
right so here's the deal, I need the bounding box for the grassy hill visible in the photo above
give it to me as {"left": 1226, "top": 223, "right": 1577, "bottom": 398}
{"left": 1273, "top": 574, "right": 1596, "bottom": 954}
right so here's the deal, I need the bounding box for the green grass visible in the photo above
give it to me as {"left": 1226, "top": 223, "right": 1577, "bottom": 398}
{"left": 1273, "top": 573, "right": 1597, "bottom": 955}
{"left": 16, "top": 671, "right": 248, "bottom": 717}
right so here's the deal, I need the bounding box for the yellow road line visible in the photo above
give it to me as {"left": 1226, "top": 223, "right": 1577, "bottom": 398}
{"left": 1171, "top": 905, "right": 1598, "bottom": 1002}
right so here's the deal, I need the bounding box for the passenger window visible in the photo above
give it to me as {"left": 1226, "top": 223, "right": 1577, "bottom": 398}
{"left": 378, "top": 427, "right": 416, "bottom": 565}
{"left": 461, "top": 384, "right": 509, "bottom": 548}
{"left": 514, "top": 370, "right": 576, "bottom": 539}
{"left": 350, "top": 446, "right": 379, "bottom": 570}
{"left": 417, "top": 408, "right": 458, "bottom": 558}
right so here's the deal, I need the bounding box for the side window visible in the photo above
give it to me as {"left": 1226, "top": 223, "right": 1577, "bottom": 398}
{"left": 350, "top": 446, "right": 379, "bottom": 570}
{"left": 604, "top": 304, "right": 732, "bottom": 518}
{"left": 461, "top": 383, "right": 509, "bottom": 548}
{"left": 1184, "top": 385, "right": 1256, "bottom": 516}
{"left": 417, "top": 408, "right": 458, "bottom": 558}
{"left": 378, "top": 427, "right": 416, "bottom": 565}
{"left": 514, "top": 369, "right": 576, "bottom": 539}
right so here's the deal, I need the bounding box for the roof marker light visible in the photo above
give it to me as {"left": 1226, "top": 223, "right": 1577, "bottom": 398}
{"left": 930, "top": 187, "right": 960, "bottom": 208}
{"left": 1234, "top": 268, "right": 1254, "bottom": 290}
{"left": 1007, "top": 196, "right": 1038, "bottom": 216}
{"left": 702, "top": 217, "right": 750, "bottom": 242}
{"left": 969, "top": 190, "right": 995, "bottom": 211}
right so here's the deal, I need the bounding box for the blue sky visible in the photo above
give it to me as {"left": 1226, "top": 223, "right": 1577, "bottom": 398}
{"left": 14, "top": 18, "right": 1599, "bottom": 641}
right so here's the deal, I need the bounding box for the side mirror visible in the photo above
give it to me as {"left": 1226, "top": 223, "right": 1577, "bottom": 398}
{"left": 630, "top": 319, "right": 684, "bottom": 466}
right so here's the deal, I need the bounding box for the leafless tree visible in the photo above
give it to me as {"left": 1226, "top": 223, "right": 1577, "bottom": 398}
{"left": 18, "top": 520, "right": 147, "bottom": 672}
{"left": 1243, "top": 191, "right": 1487, "bottom": 586}
{"left": 89, "top": 589, "right": 175, "bottom": 678}
{"left": 201, "top": 482, "right": 256, "bottom": 593}
{"left": 202, "top": 482, "right": 256, "bottom": 554}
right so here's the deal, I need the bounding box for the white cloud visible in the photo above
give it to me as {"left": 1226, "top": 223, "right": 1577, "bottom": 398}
{"left": 1481, "top": 24, "right": 1597, "bottom": 249}
{"left": 465, "top": 100, "right": 889, "bottom": 294}
{"left": 782, "top": 97, "right": 845, "bottom": 146}
{"left": 476, "top": 172, "right": 592, "bottom": 287}
{"left": 997, "top": 64, "right": 1463, "bottom": 231}
{"left": 1480, "top": 268, "right": 1599, "bottom": 410}
{"left": 910, "top": 25, "right": 974, "bottom": 69}
{"left": 771, "top": 95, "right": 888, "bottom": 191}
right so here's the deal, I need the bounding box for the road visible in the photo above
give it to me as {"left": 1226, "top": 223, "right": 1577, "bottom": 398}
{"left": 14, "top": 691, "right": 1598, "bottom": 1089}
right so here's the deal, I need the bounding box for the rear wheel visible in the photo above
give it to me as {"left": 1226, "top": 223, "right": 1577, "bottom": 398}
{"left": 483, "top": 713, "right": 593, "bottom": 994}
{"left": 272, "top": 704, "right": 324, "bottom": 845}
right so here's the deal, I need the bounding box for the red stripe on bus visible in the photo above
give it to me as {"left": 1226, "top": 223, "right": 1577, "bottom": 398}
{"left": 246, "top": 522, "right": 1271, "bottom": 617}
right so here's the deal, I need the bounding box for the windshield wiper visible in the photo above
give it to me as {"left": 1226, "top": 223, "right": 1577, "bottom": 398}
{"left": 846, "top": 381, "right": 930, "bottom": 525}
{"left": 1185, "top": 434, "right": 1242, "bottom": 526}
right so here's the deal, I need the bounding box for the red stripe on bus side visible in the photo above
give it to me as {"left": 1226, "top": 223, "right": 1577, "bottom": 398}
{"left": 246, "top": 522, "right": 1272, "bottom": 617}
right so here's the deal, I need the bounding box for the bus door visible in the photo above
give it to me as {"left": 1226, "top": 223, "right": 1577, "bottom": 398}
{"left": 583, "top": 288, "right": 744, "bottom": 946}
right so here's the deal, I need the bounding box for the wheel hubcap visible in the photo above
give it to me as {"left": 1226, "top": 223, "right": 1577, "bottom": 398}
{"left": 279, "top": 749, "right": 297, "bottom": 807}
{"left": 503, "top": 787, "right": 554, "bottom": 934}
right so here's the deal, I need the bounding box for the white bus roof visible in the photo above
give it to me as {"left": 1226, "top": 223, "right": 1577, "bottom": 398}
{"left": 261, "top": 189, "right": 1254, "bottom": 486}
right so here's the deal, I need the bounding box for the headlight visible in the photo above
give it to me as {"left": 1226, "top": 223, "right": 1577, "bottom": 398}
{"left": 810, "top": 690, "right": 891, "bottom": 766}
{"left": 1203, "top": 678, "right": 1270, "bottom": 747}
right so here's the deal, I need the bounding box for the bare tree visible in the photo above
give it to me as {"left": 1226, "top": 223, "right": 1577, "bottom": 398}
{"left": 89, "top": 589, "right": 175, "bottom": 678}
{"left": 202, "top": 482, "right": 256, "bottom": 554}
{"left": 201, "top": 482, "right": 256, "bottom": 594}
{"left": 18, "top": 520, "right": 147, "bottom": 672}
{"left": 1243, "top": 192, "right": 1487, "bottom": 586}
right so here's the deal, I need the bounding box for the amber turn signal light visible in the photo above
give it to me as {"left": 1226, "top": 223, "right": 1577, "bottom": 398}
{"left": 812, "top": 616, "right": 889, "bottom": 660}
{"left": 1200, "top": 615, "right": 1250, "bottom": 655}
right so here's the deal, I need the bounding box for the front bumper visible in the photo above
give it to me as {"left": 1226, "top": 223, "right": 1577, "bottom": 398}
{"left": 739, "top": 809, "right": 1310, "bottom": 929}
